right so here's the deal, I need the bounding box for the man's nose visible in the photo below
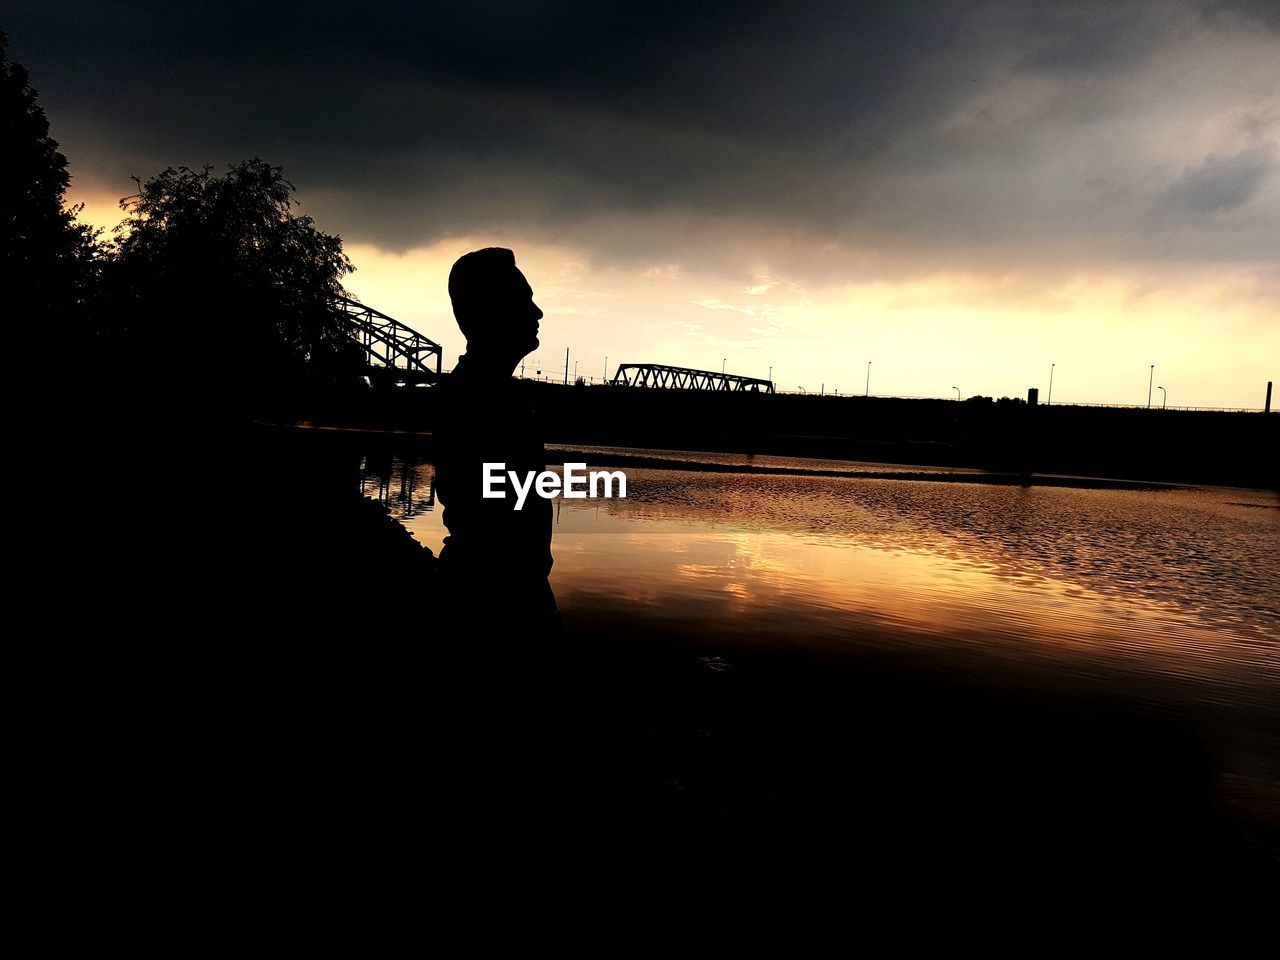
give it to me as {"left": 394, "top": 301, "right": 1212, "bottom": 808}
{"left": 532, "top": 302, "right": 544, "bottom": 322}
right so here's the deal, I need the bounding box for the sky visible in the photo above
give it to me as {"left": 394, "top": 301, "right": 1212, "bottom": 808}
{"left": 7, "top": 0, "right": 1278, "bottom": 405}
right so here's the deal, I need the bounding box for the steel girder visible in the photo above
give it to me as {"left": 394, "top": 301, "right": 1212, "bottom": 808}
{"left": 610, "top": 363, "right": 774, "bottom": 393}
{"left": 336, "top": 295, "right": 443, "bottom": 382}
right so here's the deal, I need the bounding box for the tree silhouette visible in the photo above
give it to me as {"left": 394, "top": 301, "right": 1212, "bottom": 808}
{"left": 0, "top": 32, "right": 99, "bottom": 323}
{"left": 105, "top": 158, "right": 360, "bottom": 396}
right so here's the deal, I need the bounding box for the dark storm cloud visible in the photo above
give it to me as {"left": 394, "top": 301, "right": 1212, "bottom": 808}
{"left": 4, "top": 0, "right": 1277, "bottom": 276}
{"left": 1161, "top": 145, "right": 1278, "bottom": 213}
{"left": 1199, "top": 0, "right": 1280, "bottom": 29}
{"left": 1015, "top": 5, "right": 1170, "bottom": 74}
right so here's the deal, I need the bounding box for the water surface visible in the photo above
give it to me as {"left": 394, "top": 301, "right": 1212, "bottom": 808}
{"left": 360, "top": 446, "right": 1280, "bottom": 780}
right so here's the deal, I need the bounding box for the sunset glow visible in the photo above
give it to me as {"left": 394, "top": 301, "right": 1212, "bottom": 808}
{"left": 29, "top": 0, "right": 1275, "bottom": 409}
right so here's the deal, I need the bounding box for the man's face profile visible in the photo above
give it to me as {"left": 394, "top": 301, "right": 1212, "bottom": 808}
{"left": 449, "top": 248, "right": 543, "bottom": 362}
{"left": 509, "top": 266, "right": 542, "bottom": 355}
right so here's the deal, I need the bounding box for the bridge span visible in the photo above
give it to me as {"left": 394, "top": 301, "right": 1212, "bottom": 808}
{"left": 334, "top": 304, "right": 779, "bottom": 396}
{"left": 611, "top": 363, "right": 775, "bottom": 393}
{"left": 336, "top": 296, "right": 443, "bottom": 384}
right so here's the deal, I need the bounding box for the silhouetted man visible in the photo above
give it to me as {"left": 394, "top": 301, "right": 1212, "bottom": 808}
{"left": 431, "top": 248, "right": 571, "bottom": 842}
{"left": 433, "top": 247, "right": 558, "bottom": 642}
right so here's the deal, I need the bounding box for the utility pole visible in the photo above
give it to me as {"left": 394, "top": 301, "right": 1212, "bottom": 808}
{"left": 564, "top": 348, "right": 570, "bottom": 386}
{"left": 1148, "top": 364, "right": 1154, "bottom": 409}
{"left": 865, "top": 361, "right": 871, "bottom": 397}
{"left": 604, "top": 356, "right": 608, "bottom": 382}
{"left": 1048, "top": 363, "right": 1054, "bottom": 405}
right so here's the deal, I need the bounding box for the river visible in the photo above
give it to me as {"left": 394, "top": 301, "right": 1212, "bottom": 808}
{"left": 359, "top": 443, "right": 1280, "bottom": 800}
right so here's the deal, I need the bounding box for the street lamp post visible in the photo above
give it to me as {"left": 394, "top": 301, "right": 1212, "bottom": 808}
{"left": 1048, "top": 363, "right": 1055, "bottom": 405}
{"left": 1148, "top": 364, "right": 1154, "bottom": 409}
{"left": 1158, "top": 386, "right": 1167, "bottom": 410}
{"left": 604, "top": 356, "right": 608, "bottom": 382}
{"left": 865, "top": 361, "right": 871, "bottom": 397}
{"left": 722, "top": 357, "right": 726, "bottom": 375}
{"left": 952, "top": 386, "right": 960, "bottom": 401}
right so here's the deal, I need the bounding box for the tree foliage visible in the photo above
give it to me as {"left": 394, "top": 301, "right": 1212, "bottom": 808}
{"left": 109, "top": 158, "right": 358, "bottom": 382}
{"left": 0, "top": 32, "right": 99, "bottom": 320}
{"left": 6, "top": 33, "right": 363, "bottom": 411}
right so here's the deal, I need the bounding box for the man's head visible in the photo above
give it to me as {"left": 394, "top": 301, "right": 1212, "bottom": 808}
{"left": 448, "top": 247, "right": 542, "bottom": 362}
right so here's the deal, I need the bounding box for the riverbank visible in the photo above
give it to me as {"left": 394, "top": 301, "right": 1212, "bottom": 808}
{"left": 293, "top": 379, "right": 1280, "bottom": 488}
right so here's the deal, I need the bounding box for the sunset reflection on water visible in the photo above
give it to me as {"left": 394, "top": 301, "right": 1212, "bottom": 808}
{"left": 362, "top": 453, "right": 1280, "bottom": 715}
